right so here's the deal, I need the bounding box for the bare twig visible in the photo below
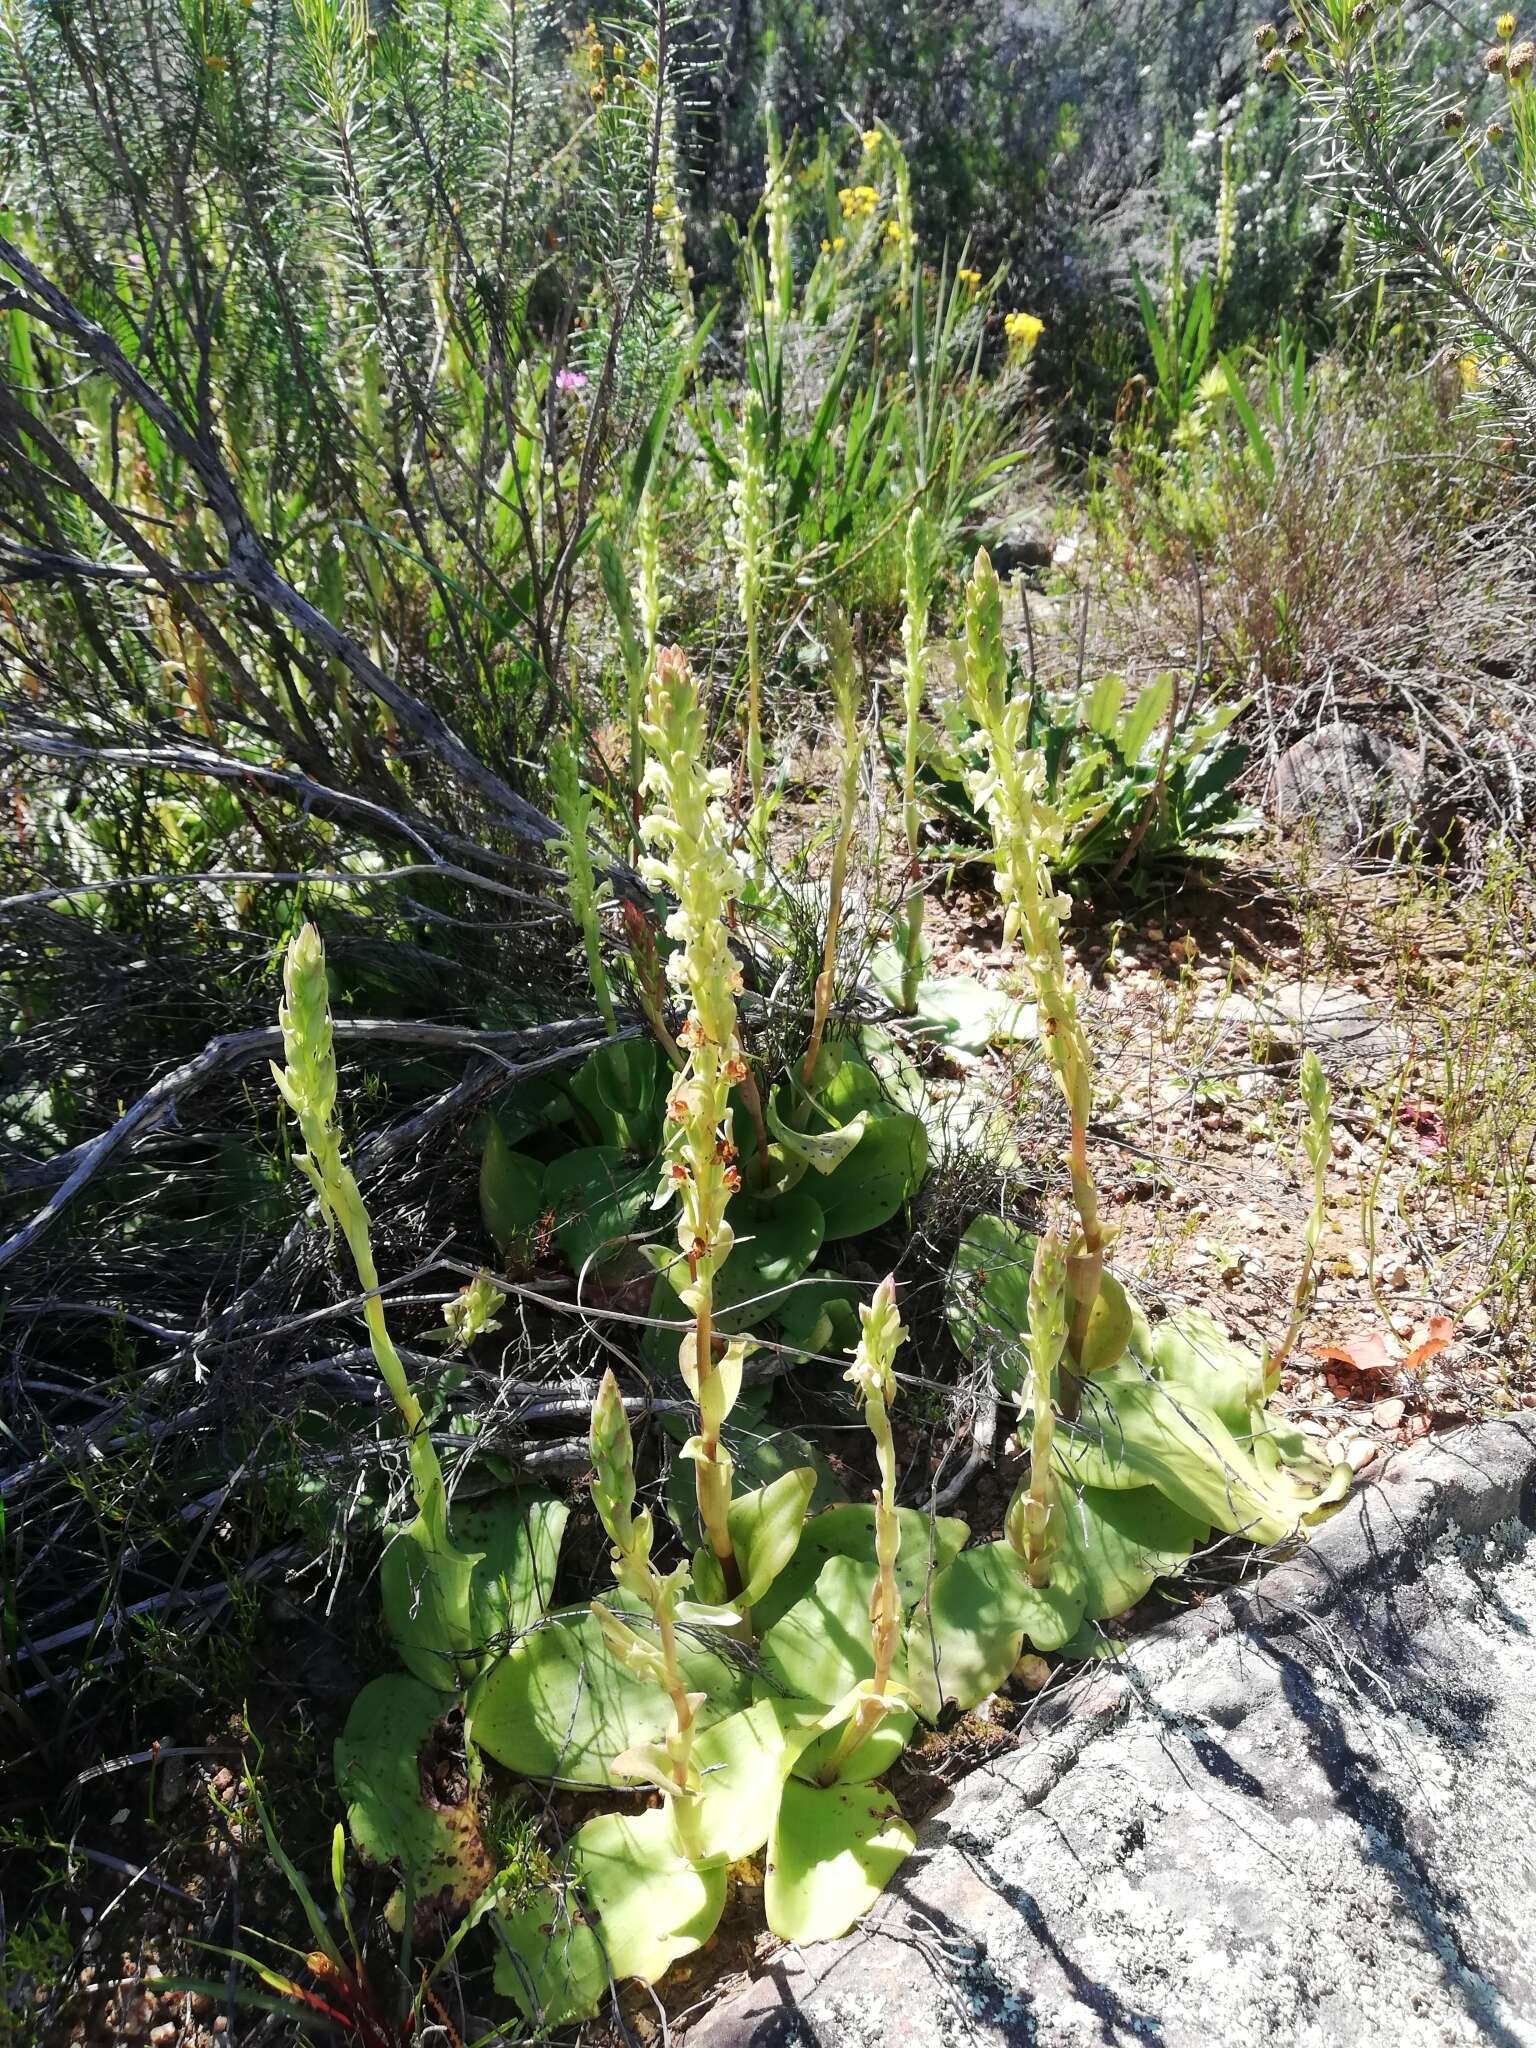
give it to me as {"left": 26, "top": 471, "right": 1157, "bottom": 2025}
{"left": 0, "top": 1018, "right": 612, "bottom": 1269}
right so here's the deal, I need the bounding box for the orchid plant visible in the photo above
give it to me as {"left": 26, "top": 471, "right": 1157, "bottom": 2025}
{"left": 273, "top": 563, "right": 1349, "bottom": 2026}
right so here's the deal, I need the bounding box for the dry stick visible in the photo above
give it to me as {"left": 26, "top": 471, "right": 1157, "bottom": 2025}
{"left": 0, "top": 234, "right": 575, "bottom": 852}
{"left": 0, "top": 1018, "right": 611, "bottom": 1270}
{"left": 0, "top": 863, "right": 556, "bottom": 916}
{"left": 3, "top": 725, "right": 559, "bottom": 885}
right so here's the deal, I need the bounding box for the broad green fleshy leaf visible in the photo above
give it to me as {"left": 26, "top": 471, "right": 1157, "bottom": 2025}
{"left": 765, "top": 1779, "right": 914, "bottom": 1945}
{"left": 567, "top": 1037, "right": 663, "bottom": 1150}
{"left": 775, "top": 1275, "right": 865, "bottom": 1361}
{"left": 912, "top": 1073, "right": 1022, "bottom": 1172}
{"left": 479, "top": 1129, "right": 544, "bottom": 1254}
{"left": 469, "top": 1606, "right": 751, "bottom": 1783}
{"left": 645, "top": 1191, "right": 825, "bottom": 1359}
{"left": 335, "top": 1676, "right": 491, "bottom": 1930}
{"left": 766, "top": 1089, "right": 869, "bottom": 1175}
{"left": 456, "top": 1491, "right": 569, "bottom": 1650}
{"left": 1066, "top": 1485, "right": 1205, "bottom": 1620}
{"left": 1056, "top": 1364, "right": 1351, "bottom": 1544}
{"left": 661, "top": 1396, "right": 845, "bottom": 1547}
{"left": 866, "top": 949, "right": 1032, "bottom": 1053}
{"left": 946, "top": 1213, "right": 1035, "bottom": 1389}
{"left": 1149, "top": 1307, "right": 1270, "bottom": 1431}
{"left": 760, "top": 1555, "right": 897, "bottom": 1707}
{"left": 492, "top": 1807, "right": 725, "bottom": 2025}
{"left": 814, "top": 1110, "right": 928, "bottom": 1240}
{"left": 905, "top": 1539, "right": 1087, "bottom": 1722}
{"left": 794, "top": 1703, "right": 916, "bottom": 1786}
{"left": 731, "top": 1467, "right": 818, "bottom": 1609}
{"left": 689, "top": 1699, "right": 819, "bottom": 1863}
{"left": 379, "top": 1515, "right": 482, "bottom": 1694}
{"left": 544, "top": 1146, "right": 654, "bottom": 1278}
{"left": 905, "top": 975, "right": 1034, "bottom": 1054}
{"left": 752, "top": 1503, "right": 969, "bottom": 1638}
{"left": 810, "top": 1039, "right": 887, "bottom": 1119}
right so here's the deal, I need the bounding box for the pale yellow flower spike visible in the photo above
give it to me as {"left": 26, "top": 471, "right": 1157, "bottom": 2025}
{"left": 1004, "top": 1230, "right": 1070, "bottom": 1586}
{"left": 589, "top": 1368, "right": 705, "bottom": 1847}
{"left": 638, "top": 647, "right": 749, "bottom": 1595}
{"left": 821, "top": 1275, "right": 906, "bottom": 1782}
{"left": 960, "top": 549, "right": 1108, "bottom": 1380}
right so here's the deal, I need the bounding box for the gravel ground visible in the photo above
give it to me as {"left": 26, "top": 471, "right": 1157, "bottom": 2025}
{"left": 689, "top": 1421, "right": 1536, "bottom": 2048}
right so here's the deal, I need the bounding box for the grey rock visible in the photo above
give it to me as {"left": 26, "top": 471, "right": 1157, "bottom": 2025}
{"left": 688, "top": 1422, "right": 1536, "bottom": 2048}
{"left": 1271, "top": 720, "right": 1446, "bottom": 853}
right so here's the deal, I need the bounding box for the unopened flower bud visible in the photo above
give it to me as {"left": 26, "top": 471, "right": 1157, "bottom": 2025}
{"left": 1487, "top": 118, "right": 1508, "bottom": 140}
{"left": 1254, "top": 19, "right": 1278, "bottom": 48}
{"left": 1286, "top": 17, "right": 1309, "bottom": 42}
{"left": 1510, "top": 37, "right": 1534, "bottom": 75}
{"left": 1443, "top": 106, "right": 1467, "bottom": 134}
{"left": 1487, "top": 42, "right": 1508, "bottom": 70}
{"left": 1261, "top": 46, "right": 1287, "bottom": 73}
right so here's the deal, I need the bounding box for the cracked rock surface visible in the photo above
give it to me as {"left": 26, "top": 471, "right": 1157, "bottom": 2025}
{"left": 688, "top": 1421, "right": 1536, "bottom": 2047}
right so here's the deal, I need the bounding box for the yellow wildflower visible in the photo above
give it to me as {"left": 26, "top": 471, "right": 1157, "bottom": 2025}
{"left": 837, "top": 183, "right": 879, "bottom": 219}
{"left": 957, "top": 265, "right": 982, "bottom": 290}
{"left": 1496, "top": 11, "right": 1516, "bottom": 38}
{"left": 884, "top": 217, "right": 903, "bottom": 246}
{"left": 1004, "top": 309, "right": 1045, "bottom": 354}
{"left": 861, "top": 127, "right": 881, "bottom": 153}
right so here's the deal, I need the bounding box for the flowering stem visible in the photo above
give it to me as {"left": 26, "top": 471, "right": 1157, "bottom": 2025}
{"left": 272, "top": 925, "right": 443, "bottom": 1530}
{"left": 1005, "top": 1231, "right": 1069, "bottom": 1585}
{"left": 898, "top": 507, "right": 932, "bottom": 1014}
{"left": 1271, "top": 1049, "right": 1332, "bottom": 1371}
{"left": 960, "top": 548, "right": 1107, "bottom": 1397}
{"left": 800, "top": 608, "right": 862, "bottom": 1092}
{"left": 820, "top": 1276, "right": 905, "bottom": 1784}
{"left": 550, "top": 736, "right": 618, "bottom": 1037}
{"left": 732, "top": 396, "right": 769, "bottom": 826}
{"left": 590, "top": 1369, "right": 706, "bottom": 1838}
{"left": 639, "top": 646, "right": 748, "bottom": 1596}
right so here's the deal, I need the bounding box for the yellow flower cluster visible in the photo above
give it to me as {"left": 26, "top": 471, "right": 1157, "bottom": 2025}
{"left": 838, "top": 183, "right": 879, "bottom": 219}
{"left": 883, "top": 217, "right": 904, "bottom": 247}
{"left": 819, "top": 235, "right": 846, "bottom": 254}
{"left": 861, "top": 127, "right": 882, "bottom": 153}
{"left": 1004, "top": 309, "right": 1045, "bottom": 353}
{"left": 957, "top": 266, "right": 982, "bottom": 291}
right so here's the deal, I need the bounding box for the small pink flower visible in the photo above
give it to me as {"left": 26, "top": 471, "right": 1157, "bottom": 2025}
{"left": 555, "top": 368, "right": 588, "bottom": 393}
